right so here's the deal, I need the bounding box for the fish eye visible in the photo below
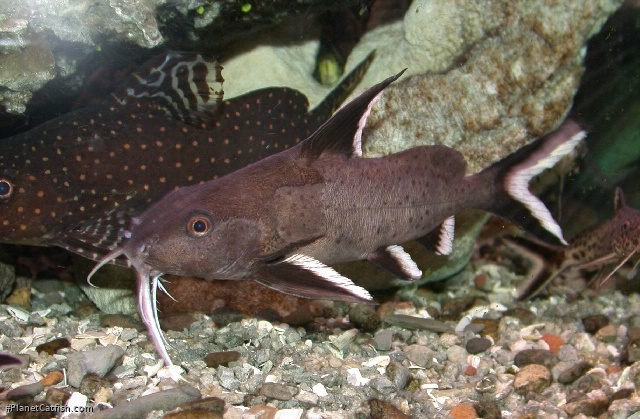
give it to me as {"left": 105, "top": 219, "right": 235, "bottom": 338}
{"left": 0, "top": 179, "right": 13, "bottom": 200}
{"left": 187, "top": 215, "right": 213, "bottom": 237}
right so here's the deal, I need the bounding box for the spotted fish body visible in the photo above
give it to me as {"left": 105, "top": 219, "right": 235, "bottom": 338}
{"left": 90, "top": 71, "right": 585, "bottom": 365}
{"left": 0, "top": 51, "right": 372, "bottom": 261}
{"left": 515, "top": 187, "right": 640, "bottom": 299}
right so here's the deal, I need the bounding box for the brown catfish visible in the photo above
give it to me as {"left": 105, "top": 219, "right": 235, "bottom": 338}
{"left": 0, "top": 51, "right": 372, "bottom": 262}
{"left": 515, "top": 187, "right": 640, "bottom": 300}
{"left": 89, "top": 70, "right": 585, "bottom": 365}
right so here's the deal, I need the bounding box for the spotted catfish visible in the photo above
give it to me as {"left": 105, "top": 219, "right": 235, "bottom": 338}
{"left": 0, "top": 51, "right": 372, "bottom": 261}
{"left": 514, "top": 187, "right": 640, "bottom": 300}
{"left": 89, "top": 70, "right": 585, "bottom": 365}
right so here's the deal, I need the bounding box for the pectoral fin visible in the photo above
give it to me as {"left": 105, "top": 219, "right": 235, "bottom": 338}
{"left": 254, "top": 254, "right": 373, "bottom": 303}
{"left": 367, "top": 245, "right": 422, "bottom": 280}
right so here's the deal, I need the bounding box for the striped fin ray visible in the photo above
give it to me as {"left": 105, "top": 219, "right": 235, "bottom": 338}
{"left": 111, "top": 52, "right": 224, "bottom": 128}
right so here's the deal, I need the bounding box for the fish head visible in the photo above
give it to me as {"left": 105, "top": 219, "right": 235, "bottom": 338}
{"left": 611, "top": 188, "right": 640, "bottom": 256}
{"left": 122, "top": 184, "right": 266, "bottom": 281}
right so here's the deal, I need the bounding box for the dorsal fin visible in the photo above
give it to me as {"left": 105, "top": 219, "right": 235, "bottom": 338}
{"left": 300, "top": 69, "right": 406, "bottom": 159}
{"left": 111, "top": 52, "right": 224, "bottom": 128}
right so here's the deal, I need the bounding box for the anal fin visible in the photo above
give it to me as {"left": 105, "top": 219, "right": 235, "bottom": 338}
{"left": 417, "top": 216, "right": 455, "bottom": 256}
{"left": 253, "top": 254, "right": 373, "bottom": 304}
{"left": 367, "top": 245, "right": 422, "bottom": 280}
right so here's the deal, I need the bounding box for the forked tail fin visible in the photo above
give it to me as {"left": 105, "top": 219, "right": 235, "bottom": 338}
{"left": 480, "top": 119, "right": 586, "bottom": 245}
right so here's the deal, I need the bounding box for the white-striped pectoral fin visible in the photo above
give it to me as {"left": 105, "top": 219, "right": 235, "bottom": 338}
{"left": 435, "top": 216, "right": 455, "bottom": 256}
{"left": 367, "top": 245, "right": 422, "bottom": 280}
{"left": 255, "top": 254, "right": 373, "bottom": 303}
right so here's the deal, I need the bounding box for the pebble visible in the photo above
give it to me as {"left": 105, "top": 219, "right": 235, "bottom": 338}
{"left": 260, "top": 382, "right": 295, "bottom": 401}
{"left": 473, "top": 400, "right": 502, "bottom": 419}
{"left": 6, "top": 381, "right": 45, "bottom": 400}
{"left": 561, "top": 394, "right": 609, "bottom": 417}
{"left": 373, "top": 329, "right": 393, "bottom": 351}
{"left": 513, "top": 349, "right": 555, "bottom": 367}
{"left": 513, "top": 364, "right": 552, "bottom": 395}
{"left": 204, "top": 351, "right": 241, "bottom": 368}
{"left": 348, "top": 304, "right": 380, "bottom": 332}
{"left": 541, "top": 333, "right": 565, "bottom": 354}
{"left": 39, "top": 370, "right": 64, "bottom": 386}
{"left": 595, "top": 324, "right": 618, "bottom": 342}
{"left": 244, "top": 405, "right": 277, "bottom": 418}
{"left": 386, "top": 361, "right": 411, "bottom": 390}
{"left": 36, "top": 337, "right": 70, "bottom": 355}
{"left": 66, "top": 345, "right": 125, "bottom": 388}
{"left": 6, "top": 286, "right": 31, "bottom": 309}
{"left": 557, "top": 360, "right": 592, "bottom": 384}
{"left": 217, "top": 365, "right": 240, "bottom": 390}
{"left": 45, "top": 386, "right": 70, "bottom": 406}
{"left": 627, "top": 326, "right": 640, "bottom": 344}
{"left": 465, "top": 337, "right": 491, "bottom": 354}
{"left": 90, "top": 385, "right": 202, "bottom": 419}
{"left": 329, "top": 328, "right": 359, "bottom": 351}
{"left": 402, "top": 345, "right": 433, "bottom": 368}
{"left": 369, "top": 399, "right": 411, "bottom": 419}
{"left": 450, "top": 403, "right": 479, "bottom": 419}
{"left": 582, "top": 314, "right": 610, "bottom": 334}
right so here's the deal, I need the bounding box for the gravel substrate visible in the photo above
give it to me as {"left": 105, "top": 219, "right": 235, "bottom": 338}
{"left": 2, "top": 255, "right": 640, "bottom": 419}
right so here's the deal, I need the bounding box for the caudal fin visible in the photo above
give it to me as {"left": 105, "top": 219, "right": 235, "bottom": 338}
{"left": 481, "top": 119, "right": 586, "bottom": 245}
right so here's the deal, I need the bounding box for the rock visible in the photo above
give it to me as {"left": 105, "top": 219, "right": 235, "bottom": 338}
{"left": 595, "top": 324, "right": 618, "bottom": 342}
{"left": 404, "top": 345, "right": 435, "bottom": 368}
{"left": 541, "top": 333, "right": 565, "bottom": 354}
{"left": 39, "top": 370, "right": 64, "bottom": 387}
{"left": 204, "top": 351, "right": 242, "bottom": 368}
{"left": 582, "top": 314, "right": 610, "bottom": 334}
{"left": 244, "top": 405, "right": 277, "bottom": 419}
{"left": 513, "top": 349, "right": 555, "bottom": 367}
{"left": 45, "top": 387, "right": 70, "bottom": 406}
{"left": 348, "top": 304, "right": 380, "bottom": 332}
{"left": 557, "top": 361, "right": 592, "bottom": 384}
{"left": 513, "top": 364, "right": 552, "bottom": 395}
{"left": 6, "top": 382, "right": 45, "bottom": 400}
{"left": 373, "top": 329, "right": 393, "bottom": 351}
{"left": 561, "top": 394, "right": 610, "bottom": 417}
{"left": 369, "top": 399, "right": 411, "bottom": 419}
{"left": 66, "top": 345, "right": 125, "bottom": 388}
{"left": 100, "top": 314, "right": 143, "bottom": 331}
{"left": 386, "top": 361, "right": 411, "bottom": 390}
{"left": 466, "top": 337, "right": 492, "bottom": 354}
{"left": 36, "top": 338, "right": 71, "bottom": 356}
{"left": 259, "top": 382, "right": 295, "bottom": 401}
{"left": 450, "top": 403, "right": 479, "bottom": 419}
{"left": 90, "top": 385, "right": 201, "bottom": 419}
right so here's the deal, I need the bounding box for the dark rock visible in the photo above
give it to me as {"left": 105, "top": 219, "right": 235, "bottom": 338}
{"left": 513, "top": 364, "right": 551, "bottom": 395}
{"left": 466, "top": 337, "right": 491, "bottom": 354}
{"left": 440, "top": 296, "right": 475, "bottom": 319}
{"left": 386, "top": 361, "right": 411, "bottom": 390}
{"left": 160, "top": 313, "right": 199, "bottom": 332}
{"left": 349, "top": 304, "right": 380, "bottom": 332}
{"left": 6, "top": 382, "right": 45, "bottom": 400}
{"left": 90, "top": 386, "right": 202, "bottom": 419}
{"left": 627, "top": 326, "right": 640, "bottom": 344}
{"left": 561, "top": 395, "right": 609, "bottom": 417}
{"left": 513, "top": 349, "right": 555, "bottom": 367}
{"left": 179, "top": 396, "right": 225, "bottom": 413}
{"left": 474, "top": 400, "right": 502, "bottom": 419}
{"left": 369, "top": 399, "right": 411, "bottom": 419}
{"left": 471, "top": 318, "right": 500, "bottom": 341}
{"left": 503, "top": 308, "right": 536, "bottom": 325}
{"left": 582, "top": 314, "right": 609, "bottom": 334}
{"left": 204, "top": 351, "right": 241, "bottom": 368}
{"left": 45, "top": 387, "right": 70, "bottom": 406}
{"left": 373, "top": 329, "right": 393, "bottom": 351}
{"left": 557, "top": 361, "right": 592, "bottom": 384}
{"left": 36, "top": 338, "right": 70, "bottom": 356}
{"left": 78, "top": 373, "right": 112, "bottom": 397}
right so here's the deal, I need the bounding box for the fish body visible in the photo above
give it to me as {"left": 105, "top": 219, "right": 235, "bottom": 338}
{"left": 515, "top": 187, "right": 640, "bottom": 299}
{"left": 0, "top": 51, "right": 372, "bottom": 261}
{"left": 90, "top": 71, "right": 585, "bottom": 365}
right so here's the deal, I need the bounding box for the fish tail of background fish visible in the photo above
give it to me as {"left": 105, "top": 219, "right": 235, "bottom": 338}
{"left": 110, "top": 51, "right": 224, "bottom": 129}
{"left": 309, "top": 51, "right": 376, "bottom": 119}
{"left": 472, "top": 119, "right": 586, "bottom": 246}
